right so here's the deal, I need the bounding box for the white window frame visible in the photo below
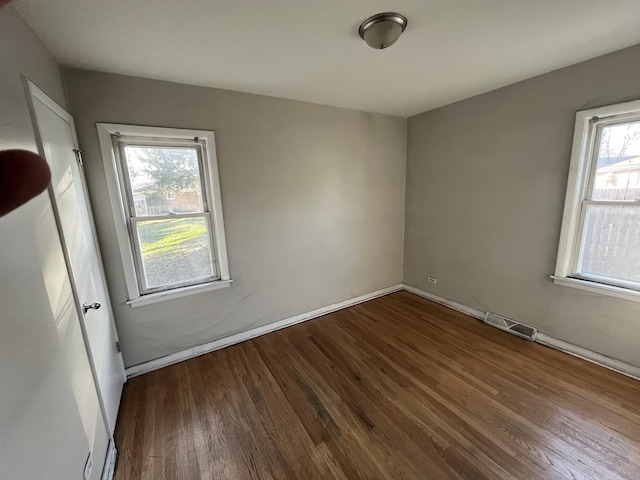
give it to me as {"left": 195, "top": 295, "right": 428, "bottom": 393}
{"left": 97, "top": 124, "right": 231, "bottom": 308}
{"left": 553, "top": 98, "right": 640, "bottom": 303}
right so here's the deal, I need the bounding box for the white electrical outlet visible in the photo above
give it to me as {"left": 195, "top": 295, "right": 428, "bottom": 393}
{"left": 83, "top": 453, "right": 93, "bottom": 480}
{"left": 427, "top": 276, "right": 437, "bottom": 284}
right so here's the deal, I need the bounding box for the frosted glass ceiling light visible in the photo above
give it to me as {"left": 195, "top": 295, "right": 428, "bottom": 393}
{"left": 358, "top": 12, "right": 408, "bottom": 50}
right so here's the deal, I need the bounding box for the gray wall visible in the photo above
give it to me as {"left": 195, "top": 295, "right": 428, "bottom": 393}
{"left": 0, "top": 6, "right": 107, "bottom": 479}
{"left": 64, "top": 69, "right": 406, "bottom": 368}
{"left": 405, "top": 44, "right": 640, "bottom": 368}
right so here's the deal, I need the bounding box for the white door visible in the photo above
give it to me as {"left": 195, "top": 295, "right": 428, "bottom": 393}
{"left": 27, "top": 81, "right": 125, "bottom": 437}
{"left": 1, "top": 186, "right": 109, "bottom": 480}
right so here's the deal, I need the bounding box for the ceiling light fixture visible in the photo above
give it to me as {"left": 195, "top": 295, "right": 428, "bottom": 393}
{"left": 358, "top": 12, "right": 408, "bottom": 50}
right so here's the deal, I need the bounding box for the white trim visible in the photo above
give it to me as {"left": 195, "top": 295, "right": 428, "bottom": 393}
{"left": 100, "top": 442, "right": 117, "bottom": 480}
{"left": 127, "top": 279, "right": 233, "bottom": 308}
{"left": 555, "top": 106, "right": 599, "bottom": 277}
{"left": 536, "top": 333, "right": 640, "bottom": 382}
{"left": 554, "top": 98, "right": 640, "bottom": 290}
{"left": 96, "top": 123, "right": 231, "bottom": 304}
{"left": 579, "top": 98, "right": 640, "bottom": 120}
{"left": 125, "top": 284, "right": 403, "bottom": 377}
{"left": 97, "top": 124, "right": 139, "bottom": 300}
{"left": 203, "top": 131, "right": 230, "bottom": 282}
{"left": 551, "top": 275, "right": 640, "bottom": 303}
{"left": 402, "top": 284, "right": 485, "bottom": 320}
{"left": 24, "top": 79, "right": 126, "bottom": 431}
{"left": 27, "top": 79, "right": 75, "bottom": 123}
{"left": 583, "top": 199, "right": 640, "bottom": 207}
{"left": 402, "top": 284, "right": 640, "bottom": 382}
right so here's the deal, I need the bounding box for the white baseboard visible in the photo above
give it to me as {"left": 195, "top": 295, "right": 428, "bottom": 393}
{"left": 402, "top": 284, "right": 485, "bottom": 320}
{"left": 125, "top": 284, "right": 403, "bottom": 378}
{"left": 101, "top": 441, "right": 117, "bottom": 480}
{"left": 125, "top": 282, "right": 640, "bottom": 383}
{"left": 403, "top": 284, "right": 640, "bottom": 383}
{"left": 535, "top": 333, "right": 640, "bottom": 382}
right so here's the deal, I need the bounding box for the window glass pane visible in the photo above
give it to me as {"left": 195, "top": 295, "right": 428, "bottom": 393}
{"left": 136, "top": 217, "right": 215, "bottom": 290}
{"left": 123, "top": 145, "right": 204, "bottom": 216}
{"left": 578, "top": 205, "right": 640, "bottom": 285}
{"left": 592, "top": 122, "right": 640, "bottom": 201}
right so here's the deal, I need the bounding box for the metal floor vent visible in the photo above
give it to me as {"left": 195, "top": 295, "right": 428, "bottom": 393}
{"left": 484, "top": 312, "right": 537, "bottom": 341}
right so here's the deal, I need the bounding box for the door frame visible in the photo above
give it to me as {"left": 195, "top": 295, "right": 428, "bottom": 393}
{"left": 23, "top": 78, "right": 126, "bottom": 440}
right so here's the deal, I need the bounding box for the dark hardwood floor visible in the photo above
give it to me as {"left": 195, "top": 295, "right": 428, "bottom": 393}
{"left": 114, "top": 291, "right": 640, "bottom": 479}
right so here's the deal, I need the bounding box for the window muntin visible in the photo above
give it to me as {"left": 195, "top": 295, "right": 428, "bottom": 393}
{"left": 115, "top": 137, "right": 219, "bottom": 294}
{"left": 568, "top": 116, "right": 640, "bottom": 291}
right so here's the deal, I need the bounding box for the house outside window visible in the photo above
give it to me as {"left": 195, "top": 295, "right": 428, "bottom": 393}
{"left": 554, "top": 99, "right": 640, "bottom": 302}
{"left": 97, "top": 124, "right": 231, "bottom": 307}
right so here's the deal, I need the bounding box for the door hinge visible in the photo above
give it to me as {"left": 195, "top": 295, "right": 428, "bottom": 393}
{"left": 73, "top": 148, "right": 84, "bottom": 166}
{"left": 115, "top": 341, "right": 121, "bottom": 353}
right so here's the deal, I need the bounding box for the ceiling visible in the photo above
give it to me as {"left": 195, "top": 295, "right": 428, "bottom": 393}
{"left": 15, "top": 0, "right": 640, "bottom": 117}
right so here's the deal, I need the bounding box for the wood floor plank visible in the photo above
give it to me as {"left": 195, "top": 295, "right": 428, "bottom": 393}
{"left": 258, "top": 332, "right": 398, "bottom": 480}
{"left": 334, "top": 307, "right": 626, "bottom": 478}
{"left": 283, "top": 328, "right": 448, "bottom": 479}
{"left": 114, "top": 291, "right": 640, "bottom": 479}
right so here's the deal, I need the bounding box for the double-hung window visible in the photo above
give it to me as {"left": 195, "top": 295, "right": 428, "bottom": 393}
{"left": 97, "top": 124, "right": 230, "bottom": 307}
{"left": 554, "top": 99, "right": 640, "bottom": 302}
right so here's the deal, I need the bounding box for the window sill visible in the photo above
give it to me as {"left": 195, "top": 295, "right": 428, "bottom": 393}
{"left": 127, "top": 279, "right": 233, "bottom": 308}
{"left": 551, "top": 275, "right": 640, "bottom": 303}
